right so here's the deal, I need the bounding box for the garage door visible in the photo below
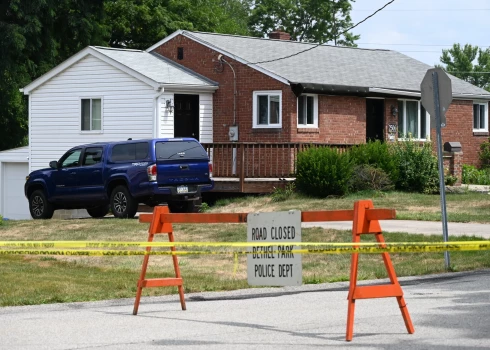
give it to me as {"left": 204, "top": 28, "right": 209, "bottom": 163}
{"left": 2, "top": 163, "right": 31, "bottom": 220}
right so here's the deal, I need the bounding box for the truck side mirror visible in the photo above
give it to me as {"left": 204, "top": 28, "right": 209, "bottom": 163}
{"left": 49, "top": 161, "right": 59, "bottom": 169}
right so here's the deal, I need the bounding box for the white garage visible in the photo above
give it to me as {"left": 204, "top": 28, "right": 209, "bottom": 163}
{"left": 0, "top": 147, "right": 30, "bottom": 220}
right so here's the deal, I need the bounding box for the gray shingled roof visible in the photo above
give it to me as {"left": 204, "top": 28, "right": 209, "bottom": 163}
{"left": 92, "top": 46, "right": 217, "bottom": 87}
{"left": 184, "top": 31, "right": 490, "bottom": 99}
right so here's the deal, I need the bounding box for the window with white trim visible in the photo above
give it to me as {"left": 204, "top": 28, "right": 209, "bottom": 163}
{"left": 253, "top": 91, "right": 282, "bottom": 128}
{"left": 473, "top": 101, "right": 488, "bottom": 131}
{"left": 297, "top": 94, "right": 318, "bottom": 127}
{"left": 397, "top": 99, "right": 429, "bottom": 140}
{"left": 81, "top": 98, "right": 102, "bottom": 131}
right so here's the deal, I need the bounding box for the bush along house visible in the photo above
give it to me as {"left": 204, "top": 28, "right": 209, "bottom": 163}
{"left": 147, "top": 29, "right": 490, "bottom": 191}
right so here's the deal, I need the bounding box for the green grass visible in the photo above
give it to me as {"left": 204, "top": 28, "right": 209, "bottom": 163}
{"left": 208, "top": 190, "right": 490, "bottom": 223}
{"left": 0, "top": 191, "right": 489, "bottom": 307}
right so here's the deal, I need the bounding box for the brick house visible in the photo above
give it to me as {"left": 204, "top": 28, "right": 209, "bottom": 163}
{"left": 147, "top": 30, "right": 490, "bottom": 176}
{"left": 5, "top": 30, "right": 490, "bottom": 219}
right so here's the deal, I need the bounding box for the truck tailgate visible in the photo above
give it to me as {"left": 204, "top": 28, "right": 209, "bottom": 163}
{"left": 155, "top": 140, "right": 211, "bottom": 187}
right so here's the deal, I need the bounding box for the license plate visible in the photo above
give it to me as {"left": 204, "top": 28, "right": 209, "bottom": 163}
{"left": 177, "top": 185, "right": 188, "bottom": 194}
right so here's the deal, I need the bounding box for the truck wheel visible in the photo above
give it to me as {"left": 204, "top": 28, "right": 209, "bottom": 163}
{"left": 29, "top": 190, "right": 54, "bottom": 219}
{"left": 87, "top": 205, "right": 110, "bottom": 218}
{"left": 110, "top": 186, "right": 138, "bottom": 219}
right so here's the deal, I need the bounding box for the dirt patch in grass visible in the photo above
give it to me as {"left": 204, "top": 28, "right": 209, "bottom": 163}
{"left": 404, "top": 206, "right": 440, "bottom": 213}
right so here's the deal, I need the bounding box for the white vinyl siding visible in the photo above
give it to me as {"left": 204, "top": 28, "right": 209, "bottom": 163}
{"left": 0, "top": 147, "right": 29, "bottom": 162}
{"left": 199, "top": 93, "right": 213, "bottom": 143}
{"left": 158, "top": 93, "right": 175, "bottom": 138}
{"left": 29, "top": 55, "right": 155, "bottom": 171}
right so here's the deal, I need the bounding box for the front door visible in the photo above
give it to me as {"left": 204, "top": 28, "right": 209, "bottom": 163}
{"left": 366, "top": 99, "right": 385, "bottom": 142}
{"left": 174, "top": 94, "right": 200, "bottom": 140}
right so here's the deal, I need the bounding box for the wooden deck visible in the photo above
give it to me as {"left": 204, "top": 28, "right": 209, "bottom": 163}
{"left": 201, "top": 142, "right": 352, "bottom": 193}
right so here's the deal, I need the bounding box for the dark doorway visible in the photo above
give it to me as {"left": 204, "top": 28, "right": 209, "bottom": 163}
{"left": 366, "top": 99, "right": 385, "bottom": 142}
{"left": 174, "top": 94, "right": 200, "bottom": 140}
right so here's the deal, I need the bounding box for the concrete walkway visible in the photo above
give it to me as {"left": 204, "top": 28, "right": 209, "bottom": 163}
{"left": 302, "top": 220, "right": 490, "bottom": 239}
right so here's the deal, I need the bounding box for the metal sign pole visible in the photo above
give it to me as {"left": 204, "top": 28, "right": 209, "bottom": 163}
{"left": 432, "top": 71, "right": 451, "bottom": 270}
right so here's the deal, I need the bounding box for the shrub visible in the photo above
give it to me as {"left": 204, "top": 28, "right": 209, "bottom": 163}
{"left": 391, "top": 140, "right": 440, "bottom": 194}
{"left": 445, "top": 174, "right": 458, "bottom": 186}
{"left": 199, "top": 202, "right": 210, "bottom": 212}
{"left": 479, "top": 137, "right": 490, "bottom": 169}
{"left": 271, "top": 182, "right": 296, "bottom": 202}
{"left": 462, "top": 164, "right": 490, "bottom": 185}
{"left": 349, "top": 140, "right": 399, "bottom": 183}
{"left": 349, "top": 164, "right": 394, "bottom": 192}
{"left": 0, "top": 215, "right": 3, "bottom": 225}
{"left": 296, "top": 147, "right": 353, "bottom": 197}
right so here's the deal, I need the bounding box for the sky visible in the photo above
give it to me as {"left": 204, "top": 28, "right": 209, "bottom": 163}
{"left": 348, "top": 0, "right": 489, "bottom": 66}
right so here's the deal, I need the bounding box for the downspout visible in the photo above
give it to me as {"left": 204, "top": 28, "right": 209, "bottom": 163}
{"left": 153, "top": 86, "right": 165, "bottom": 138}
{"left": 218, "top": 55, "right": 238, "bottom": 175}
{"left": 218, "top": 55, "right": 237, "bottom": 126}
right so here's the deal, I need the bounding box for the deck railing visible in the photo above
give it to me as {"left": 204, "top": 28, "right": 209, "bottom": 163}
{"left": 201, "top": 142, "right": 354, "bottom": 179}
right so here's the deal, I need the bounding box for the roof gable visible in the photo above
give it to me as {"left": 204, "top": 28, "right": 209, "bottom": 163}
{"left": 146, "top": 30, "right": 290, "bottom": 85}
{"left": 23, "top": 46, "right": 218, "bottom": 95}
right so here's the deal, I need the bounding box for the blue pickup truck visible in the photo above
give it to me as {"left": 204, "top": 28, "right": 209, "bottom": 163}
{"left": 24, "top": 138, "right": 214, "bottom": 219}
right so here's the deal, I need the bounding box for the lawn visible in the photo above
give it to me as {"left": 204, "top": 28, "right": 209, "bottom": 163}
{"left": 0, "top": 191, "right": 489, "bottom": 307}
{"left": 208, "top": 190, "right": 490, "bottom": 223}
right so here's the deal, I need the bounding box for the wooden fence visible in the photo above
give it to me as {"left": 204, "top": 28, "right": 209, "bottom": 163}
{"left": 201, "top": 142, "right": 353, "bottom": 179}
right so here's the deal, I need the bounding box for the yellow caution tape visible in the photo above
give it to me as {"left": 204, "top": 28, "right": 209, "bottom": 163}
{"left": 0, "top": 242, "right": 489, "bottom": 256}
{"left": 1, "top": 241, "right": 489, "bottom": 249}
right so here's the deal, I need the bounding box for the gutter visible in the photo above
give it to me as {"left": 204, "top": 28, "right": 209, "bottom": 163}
{"left": 291, "top": 83, "right": 369, "bottom": 97}
{"left": 291, "top": 84, "right": 490, "bottom": 101}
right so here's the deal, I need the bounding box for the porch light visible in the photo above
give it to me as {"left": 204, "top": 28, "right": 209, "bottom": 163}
{"left": 165, "top": 99, "right": 174, "bottom": 113}
{"left": 391, "top": 105, "right": 398, "bottom": 117}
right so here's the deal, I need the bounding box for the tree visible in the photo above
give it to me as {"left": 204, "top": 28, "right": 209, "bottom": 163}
{"left": 439, "top": 44, "right": 490, "bottom": 92}
{"left": 0, "top": 0, "right": 108, "bottom": 151}
{"left": 0, "top": 0, "right": 250, "bottom": 151}
{"left": 248, "top": 0, "right": 359, "bottom": 46}
{"left": 105, "top": 0, "right": 250, "bottom": 50}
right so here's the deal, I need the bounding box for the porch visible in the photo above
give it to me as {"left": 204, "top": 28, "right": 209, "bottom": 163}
{"left": 201, "top": 142, "right": 352, "bottom": 193}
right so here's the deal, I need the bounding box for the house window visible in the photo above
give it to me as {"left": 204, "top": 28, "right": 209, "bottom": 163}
{"left": 473, "top": 101, "right": 488, "bottom": 131}
{"left": 253, "top": 91, "right": 282, "bottom": 128}
{"left": 397, "top": 100, "right": 429, "bottom": 140}
{"left": 81, "top": 98, "right": 102, "bottom": 131}
{"left": 297, "top": 94, "right": 318, "bottom": 127}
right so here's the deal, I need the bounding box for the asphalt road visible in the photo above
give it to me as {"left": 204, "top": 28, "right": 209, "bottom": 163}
{"left": 1, "top": 270, "right": 489, "bottom": 349}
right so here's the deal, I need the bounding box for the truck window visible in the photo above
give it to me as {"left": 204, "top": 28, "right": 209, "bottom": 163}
{"left": 111, "top": 142, "right": 149, "bottom": 162}
{"left": 60, "top": 149, "right": 82, "bottom": 168}
{"left": 82, "top": 147, "right": 103, "bottom": 166}
{"left": 156, "top": 141, "right": 208, "bottom": 160}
